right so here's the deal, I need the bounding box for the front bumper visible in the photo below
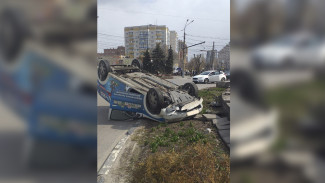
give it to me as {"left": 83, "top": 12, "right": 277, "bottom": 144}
{"left": 192, "top": 78, "right": 204, "bottom": 83}
{"left": 159, "top": 98, "right": 203, "bottom": 122}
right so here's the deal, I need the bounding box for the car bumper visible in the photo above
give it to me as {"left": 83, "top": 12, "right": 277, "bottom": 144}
{"left": 192, "top": 79, "right": 204, "bottom": 83}
{"left": 159, "top": 98, "right": 203, "bottom": 122}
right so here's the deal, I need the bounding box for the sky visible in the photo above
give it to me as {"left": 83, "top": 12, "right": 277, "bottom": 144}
{"left": 98, "top": 0, "right": 230, "bottom": 59}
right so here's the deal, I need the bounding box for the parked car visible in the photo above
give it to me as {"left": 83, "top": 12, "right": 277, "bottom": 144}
{"left": 192, "top": 70, "right": 227, "bottom": 84}
{"left": 173, "top": 67, "right": 182, "bottom": 75}
{"left": 225, "top": 70, "right": 230, "bottom": 80}
{"left": 97, "top": 59, "right": 203, "bottom": 122}
{"left": 252, "top": 32, "right": 325, "bottom": 69}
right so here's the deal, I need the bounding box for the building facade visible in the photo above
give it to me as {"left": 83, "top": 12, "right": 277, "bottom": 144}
{"left": 124, "top": 25, "right": 171, "bottom": 58}
{"left": 169, "top": 31, "right": 178, "bottom": 53}
{"left": 97, "top": 46, "right": 125, "bottom": 64}
{"left": 217, "top": 44, "right": 230, "bottom": 71}
{"left": 206, "top": 50, "right": 218, "bottom": 70}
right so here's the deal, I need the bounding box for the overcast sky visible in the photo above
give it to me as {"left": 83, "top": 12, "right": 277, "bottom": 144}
{"left": 98, "top": 0, "right": 230, "bottom": 59}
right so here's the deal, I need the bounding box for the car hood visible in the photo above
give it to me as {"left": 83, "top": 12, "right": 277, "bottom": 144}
{"left": 193, "top": 75, "right": 206, "bottom": 78}
{"left": 254, "top": 44, "right": 294, "bottom": 60}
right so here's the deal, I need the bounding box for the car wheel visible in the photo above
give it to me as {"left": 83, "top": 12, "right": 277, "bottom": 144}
{"left": 97, "top": 60, "right": 111, "bottom": 83}
{"left": 204, "top": 78, "right": 209, "bottom": 84}
{"left": 182, "top": 82, "right": 198, "bottom": 97}
{"left": 221, "top": 77, "right": 226, "bottom": 82}
{"left": 146, "top": 88, "right": 164, "bottom": 114}
{"left": 0, "top": 9, "right": 25, "bottom": 64}
{"left": 131, "top": 59, "right": 142, "bottom": 70}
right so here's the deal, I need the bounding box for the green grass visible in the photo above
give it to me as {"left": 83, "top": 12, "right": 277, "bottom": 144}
{"left": 198, "top": 87, "right": 225, "bottom": 114}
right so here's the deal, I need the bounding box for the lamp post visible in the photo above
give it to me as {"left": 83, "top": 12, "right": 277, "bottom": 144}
{"left": 182, "top": 19, "right": 194, "bottom": 78}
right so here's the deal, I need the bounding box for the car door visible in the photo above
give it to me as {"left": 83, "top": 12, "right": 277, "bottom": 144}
{"left": 213, "top": 71, "right": 221, "bottom": 82}
{"left": 209, "top": 72, "right": 216, "bottom": 82}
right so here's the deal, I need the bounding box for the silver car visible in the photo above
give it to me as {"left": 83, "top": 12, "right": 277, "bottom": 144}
{"left": 192, "top": 70, "right": 227, "bottom": 84}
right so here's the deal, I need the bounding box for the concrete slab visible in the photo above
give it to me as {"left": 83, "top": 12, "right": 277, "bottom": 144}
{"left": 212, "top": 118, "right": 229, "bottom": 126}
{"left": 222, "top": 95, "right": 230, "bottom": 103}
{"left": 216, "top": 124, "right": 230, "bottom": 130}
{"left": 194, "top": 114, "right": 203, "bottom": 119}
{"left": 203, "top": 114, "right": 220, "bottom": 121}
{"left": 218, "top": 130, "right": 230, "bottom": 144}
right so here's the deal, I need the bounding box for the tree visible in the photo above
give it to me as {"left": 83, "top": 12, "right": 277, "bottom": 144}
{"left": 152, "top": 43, "right": 166, "bottom": 74}
{"left": 165, "top": 46, "right": 174, "bottom": 74}
{"left": 192, "top": 54, "right": 205, "bottom": 74}
{"left": 143, "top": 49, "right": 152, "bottom": 73}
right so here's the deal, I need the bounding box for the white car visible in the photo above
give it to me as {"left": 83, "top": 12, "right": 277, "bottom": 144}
{"left": 252, "top": 32, "right": 325, "bottom": 69}
{"left": 192, "top": 70, "right": 227, "bottom": 84}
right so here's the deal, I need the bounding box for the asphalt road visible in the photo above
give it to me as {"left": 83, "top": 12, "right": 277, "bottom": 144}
{"left": 167, "top": 76, "right": 217, "bottom": 90}
{"left": 97, "top": 97, "right": 139, "bottom": 171}
{"left": 97, "top": 76, "right": 217, "bottom": 171}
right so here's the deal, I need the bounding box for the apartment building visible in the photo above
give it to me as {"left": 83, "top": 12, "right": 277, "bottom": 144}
{"left": 217, "top": 44, "right": 230, "bottom": 71}
{"left": 124, "top": 25, "right": 171, "bottom": 58}
{"left": 169, "top": 31, "right": 178, "bottom": 53}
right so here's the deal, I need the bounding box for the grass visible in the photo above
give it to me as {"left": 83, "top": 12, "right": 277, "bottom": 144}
{"left": 129, "top": 120, "right": 229, "bottom": 183}
{"left": 265, "top": 79, "right": 325, "bottom": 151}
{"left": 198, "top": 87, "right": 225, "bottom": 114}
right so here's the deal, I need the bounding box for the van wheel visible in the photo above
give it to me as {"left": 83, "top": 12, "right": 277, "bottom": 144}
{"left": 182, "top": 82, "right": 198, "bottom": 97}
{"left": 0, "top": 9, "right": 25, "bottom": 63}
{"left": 97, "top": 60, "right": 111, "bottom": 83}
{"left": 146, "top": 88, "right": 164, "bottom": 114}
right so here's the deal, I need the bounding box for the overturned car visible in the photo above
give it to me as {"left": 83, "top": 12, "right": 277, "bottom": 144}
{"left": 97, "top": 59, "right": 203, "bottom": 122}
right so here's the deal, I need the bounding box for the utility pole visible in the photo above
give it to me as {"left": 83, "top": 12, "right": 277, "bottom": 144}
{"left": 211, "top": 41, "right": 215, "bottom": 70}
{"left": 183, "top": 29, "right": 186, "bottom": 77}
{"left": 182, "top": 19, "right": 194, "bottom": 78}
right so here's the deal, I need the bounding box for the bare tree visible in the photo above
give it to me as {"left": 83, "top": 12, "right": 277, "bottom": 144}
{"left": 193, "top": 54, "right": 205, "bottom": 74}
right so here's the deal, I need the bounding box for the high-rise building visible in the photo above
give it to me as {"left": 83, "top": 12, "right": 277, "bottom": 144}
{"left": 206, "top": 50, "right": 218, "bottom": 70}
{"left": 217, "top": 44, "right": 230, "bottom": 71}
{"left": 169, "top": 31, "right": 178, "bottom": 53}
{"left": 124, "top": 25, "right": 171, "bottom": 58}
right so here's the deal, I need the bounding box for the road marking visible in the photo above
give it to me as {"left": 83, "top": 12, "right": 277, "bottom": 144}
{"left": 98, "top": 134, "right": 129, "bottom": 176}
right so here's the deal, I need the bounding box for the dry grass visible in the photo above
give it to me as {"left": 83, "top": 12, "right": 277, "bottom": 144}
{"left": 127, "top": 120, "right": 230, "bottom": 183}
{"left": 131, "top": 143, "right": 230, "bottom": 183}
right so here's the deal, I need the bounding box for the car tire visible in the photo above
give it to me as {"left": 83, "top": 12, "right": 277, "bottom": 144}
{"left": 204, "top": 78, "right": 209, "bottom": 84}
{"left": 0, "top": 9, "right": 26, "bottom": 66}
{"left": 97, "top": 60, "right": 111, "bottom": 84}
{"left": 221, "top": 77, "right": 226, "bottom": 82}
{"left": 182, "top": 82, "right": 199, "bottom": 97}
{"left": 146, "top": 87, "right": 164, "bottom": 115}
{"left": 131, "top": 59, "right": 142, "bottom": 70}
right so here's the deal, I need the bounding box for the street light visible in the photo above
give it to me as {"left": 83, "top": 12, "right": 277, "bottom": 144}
{"left": 182, "top": 19, "right": 194, "bottom": 78}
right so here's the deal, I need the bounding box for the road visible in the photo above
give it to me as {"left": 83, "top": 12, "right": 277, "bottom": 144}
{"left": 167, "top": 76, "right": 217, "bottom": 90}
{"left": 97, "top": 97, "right": 139, "bottom": 171}
{"left": 97, "top": 76, "right": 216, "bottom": 172}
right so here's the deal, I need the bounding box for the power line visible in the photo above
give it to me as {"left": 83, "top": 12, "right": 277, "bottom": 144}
{"left": 186, "top": 34, "right": 230, "bottom": 41}
{"left": 98, "top": 33, "right": 124, "bottom": 38}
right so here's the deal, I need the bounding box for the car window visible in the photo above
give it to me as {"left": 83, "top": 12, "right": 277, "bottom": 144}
{"left": 214, "top": 71, "right": 220, "bottom": 75}
{"left": 200, "top": 71, "right": 210, "bottom": 75}
{"left": 210, "top": 72, "right": 215, "bottom": 75}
